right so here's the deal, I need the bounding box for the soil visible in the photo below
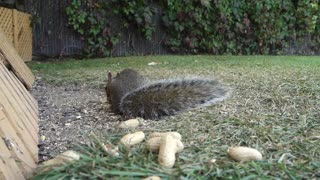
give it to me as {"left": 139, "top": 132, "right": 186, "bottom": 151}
{"left": 32, "top": 78, "right": 122, "bottom": 162}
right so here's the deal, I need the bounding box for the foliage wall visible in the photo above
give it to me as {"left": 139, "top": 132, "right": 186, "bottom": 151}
{"left": 65, "top": 0, "right": 320, "bottom": 57}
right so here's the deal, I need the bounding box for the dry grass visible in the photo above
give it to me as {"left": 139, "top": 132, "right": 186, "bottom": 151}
{"left": 29, "top": 56, "right": 320, "bottom": 179}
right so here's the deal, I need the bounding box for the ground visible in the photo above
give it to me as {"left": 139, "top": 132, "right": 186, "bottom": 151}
{"left": 29, "top": 56, "right": 320, "bottom": 179}
{"left": 32, "top": 79, "right": 114, "bottom": 162}
{"left": 32, "top": 76, "right": 161, "bottom": 162}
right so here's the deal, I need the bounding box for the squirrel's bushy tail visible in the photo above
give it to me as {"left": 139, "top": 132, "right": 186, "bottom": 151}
{"left": 119, "top": 78, "right": 229, "bottom": 120}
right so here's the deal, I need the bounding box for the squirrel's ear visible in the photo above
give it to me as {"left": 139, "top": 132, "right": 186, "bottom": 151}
{"left": 107, "top": 72, "right": 112, "bottom": 83}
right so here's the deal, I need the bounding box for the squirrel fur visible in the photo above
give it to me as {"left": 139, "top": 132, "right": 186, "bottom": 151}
{"left": 105, "top": 69, "right": 229, "bottom": 120}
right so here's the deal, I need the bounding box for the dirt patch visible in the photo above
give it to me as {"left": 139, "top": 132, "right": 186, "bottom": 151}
{"left": 32, "top": 78, "right": 122, "bottom": 162}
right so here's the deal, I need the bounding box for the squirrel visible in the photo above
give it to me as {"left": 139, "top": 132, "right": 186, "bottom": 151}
{"left": 105, "top": 68, "right": 229, "bottom": 120}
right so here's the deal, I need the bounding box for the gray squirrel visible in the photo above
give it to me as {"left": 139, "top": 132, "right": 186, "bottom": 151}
{"left": 105, "top": 69, "right": 229, "bottom": 120}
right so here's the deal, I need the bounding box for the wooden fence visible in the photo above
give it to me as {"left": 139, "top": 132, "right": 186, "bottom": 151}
{"left": 0, "top": 7, "right": 32, "bottom": 62}
{"left": 24, "top": 0, "right": 168, "bottom": 57}
{"left": 0, "top": 30, "right": 37, "bottom": 179}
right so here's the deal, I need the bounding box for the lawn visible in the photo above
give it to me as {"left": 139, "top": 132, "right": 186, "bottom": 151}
{"left": 30, "top": 56, "right": 320, "bottom": 179}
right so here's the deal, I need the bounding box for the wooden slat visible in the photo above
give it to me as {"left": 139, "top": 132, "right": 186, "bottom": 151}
{"left": 0, "top": 80, "right": 38, "bottom": 158}
{"left": 0, "top": 30, "right": 34, "bottom": 90}
{"left": 0, "top": 108, "right": 37, "bottom": 177}
{"left": 9, "top": 71, "right": 38, "bottom": 117}
{"left": 0, "top": 134, "right": 25, "bottom": 180}
{"left": 0, "top": 62, "right": 38, "bottom": 130}
{"left": 0, "top": 67, "right": 38, "bottom": 131}
{"left": 0, "top": 95, "right": 38, "bottom": 153}
{"left": 0, "top": 171, "right": 8, "bottom": 180}
{"left": 0, "top": 93, "right": 38, "bottom": 156}
{"left": 0, "top": 63, "right": 38, "bottom": 136}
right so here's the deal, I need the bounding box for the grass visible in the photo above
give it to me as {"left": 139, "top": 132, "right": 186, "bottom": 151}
{"left": 29, "top": 55, "right": 320, "bottom": 179}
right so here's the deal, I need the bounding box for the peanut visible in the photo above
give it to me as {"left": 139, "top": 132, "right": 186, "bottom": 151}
{"left": 146, "top": 137, "right": 161, "bottom": 152}
{"left": 119, "top": 119, "right": 140, "bottom": 129}
{"left": 142, "top": 175, "right": 161, "bottom": 180}
{"left": 158, "top": 135, "right": 184, "bottom": 168}
{"left": 149, "top": 132, "right": 181, "bottom": 140}
{"left": 120, "top": 131, "right": 145, "bottom": 147}
{"left": 228, "top": 146, "right": 262, "bottom": 161}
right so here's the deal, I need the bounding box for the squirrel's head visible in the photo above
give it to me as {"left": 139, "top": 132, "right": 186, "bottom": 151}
{"left": 105, "top": 71, "right": 123, "bottom": 113}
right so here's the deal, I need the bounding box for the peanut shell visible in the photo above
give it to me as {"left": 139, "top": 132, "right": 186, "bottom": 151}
{"left": 146, "top": 137, "right": 161, "bottom": 152}
{"left": 228, "top": 146, "right": 262, "bottom": 161}
{"left": 120, "top": 131, "right": 145, "bottom": 147}
{"left": 149, "top": 132, "right": 181, "bottom": 140}
{"left": 119, "top": 119, "right": 140, "bottom": 129}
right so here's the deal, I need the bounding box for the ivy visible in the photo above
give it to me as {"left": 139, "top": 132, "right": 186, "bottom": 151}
{"left": 66, "top": 0, "right": 119, "bottom": 57}
{"left": 161, "top": 0, "right": 320, "bottom": 55}
{"left": 66, "top": 0, "right": 320, "bottom": 57}
{"left": 295, "top": 0, "right": 319, "bottom": 35}
{"left": 110, "top": 0, "right": 156, "bottom": 40}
